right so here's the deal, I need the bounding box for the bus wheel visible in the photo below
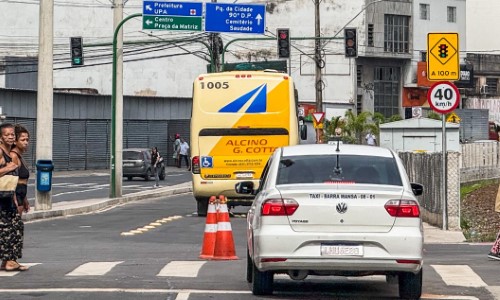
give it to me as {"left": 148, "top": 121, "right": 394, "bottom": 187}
{"left": 196, "top": 197, "right": 209, "bottom": 217}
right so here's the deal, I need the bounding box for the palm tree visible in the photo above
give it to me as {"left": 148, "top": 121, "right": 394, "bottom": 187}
{"left": 343, "top": 110, "right": 378, "bottom": 144}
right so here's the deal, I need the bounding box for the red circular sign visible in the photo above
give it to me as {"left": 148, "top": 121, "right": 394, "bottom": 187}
{"left": 427, "top": 81, "right": 460, "bottom": 114}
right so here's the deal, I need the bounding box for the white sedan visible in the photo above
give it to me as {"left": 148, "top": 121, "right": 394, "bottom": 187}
{"left": 236, "top": 143, "right": 424, "bottom": 299}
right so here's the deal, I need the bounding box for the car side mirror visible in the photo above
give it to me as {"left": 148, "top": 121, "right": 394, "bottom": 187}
{"left": 411, "top": 183, "right": 423, "bottom": 196}
{"left": 235, "top": 181, "right": 255, "bottom": 195}
{"left": 300, "top": 122, "right": 307, "bottom": 140}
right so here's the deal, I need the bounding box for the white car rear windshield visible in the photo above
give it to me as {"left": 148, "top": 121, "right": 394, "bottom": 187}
{"left": 277, "top": 155, "right": 402, "bottom": 186}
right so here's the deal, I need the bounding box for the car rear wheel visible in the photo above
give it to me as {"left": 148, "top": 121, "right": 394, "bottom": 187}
{"left": 246, "top": 248, "right": 252, "bottom": 283}
{"left": 398, "top": 269, "right": 422, "bottom": 300}
{"left": 196, "top": 197, "right": 209, "bottom": 217}
{"left": 251, "top": 261, "right": 273, "bottom": 295}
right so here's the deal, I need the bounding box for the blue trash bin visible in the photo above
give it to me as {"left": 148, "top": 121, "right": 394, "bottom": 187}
{"left": 36, "top": 160, "right": 54, "bottom": 192}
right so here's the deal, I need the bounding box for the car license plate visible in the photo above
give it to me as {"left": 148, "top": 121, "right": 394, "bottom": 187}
{"left": 123, "top": 163, "right": 134, "bottom": 167}
{"left": 236, "top": 173, "right": 253, "bottom": 179}
{"left": 320, "top": 245, "right": 363, "bottom": 256}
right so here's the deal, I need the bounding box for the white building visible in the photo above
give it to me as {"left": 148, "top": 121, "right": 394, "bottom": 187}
{"left": 466, "top": 0, "right": 500, "bottom": 54}
{"left": 0, "top": 0, "right": 467, "bottom": 119}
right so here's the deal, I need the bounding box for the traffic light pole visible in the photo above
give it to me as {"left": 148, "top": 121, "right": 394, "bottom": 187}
{"left": 111, "top": 13, "right": 141, "bottom": 198}
{"left": 110, "top": 13, "right": 215, "bottom": 198}
{"left": 314, "top": 0, "right": 323, "bottom": 143}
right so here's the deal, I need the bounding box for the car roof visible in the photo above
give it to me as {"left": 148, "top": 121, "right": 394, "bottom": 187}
{"left": 280, "top": 144, "right": 395, "bottom": 158}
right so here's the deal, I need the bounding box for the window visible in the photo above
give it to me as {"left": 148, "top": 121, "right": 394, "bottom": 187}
{"left": 367, "top": 24, "right": 374, "bottom": 47}
{"left": 420, "top": 3, "right": 430, "bottom": 20}
{"left": 384, "top": 15, "right": 410, "bottom": 53}
{"left": 421, "top": 51, "right": 427, "bottom": 62}
{"left": 447, "top": 6, "right": 456, "bottom": 23}
{"left": 277, "top": 155, "right": 402, "bottom": 186}
{"left": 486, "top": 78, "right": 498, "bottom": 95}
{"left": 374, "top": 67, "right": 400, "bottom": 118}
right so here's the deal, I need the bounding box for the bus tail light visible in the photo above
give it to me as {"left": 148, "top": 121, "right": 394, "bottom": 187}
{"left": 192, "top": 156, "right": 200, "bottom": 174}
{"left": 385, "top": 200, "right": 420, "bottom": 217}
{"left": 261, "top": 198, "right": 299, "bottom": 216}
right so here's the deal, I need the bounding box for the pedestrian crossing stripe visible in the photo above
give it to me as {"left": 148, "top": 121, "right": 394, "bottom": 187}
{"left": 431, "top": 265, "right": 487, "bottom": 287}
{"left": 66, "top": 261, "right": 123, "bottom": 276}
{"left": 0, "top": 263, "right": 40, "bottom": 276}
{"left": 157, "top": 261, "right": 206, "bottom": 277}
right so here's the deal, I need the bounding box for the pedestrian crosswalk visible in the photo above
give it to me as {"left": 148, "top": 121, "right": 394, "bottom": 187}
{"left": 0, "top": 261, "right": 493, "bottom": 289}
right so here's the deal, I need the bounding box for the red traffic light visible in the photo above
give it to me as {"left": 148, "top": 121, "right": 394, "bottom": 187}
{"left": 279, "top": 32, "right": 288, "bottom": 39}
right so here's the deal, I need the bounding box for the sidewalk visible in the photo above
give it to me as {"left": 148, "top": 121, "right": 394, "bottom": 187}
{"left": 22, "top": 169, "right": 467, "bottom": 244}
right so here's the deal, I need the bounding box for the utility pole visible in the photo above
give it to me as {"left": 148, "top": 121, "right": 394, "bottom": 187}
{"left": 111, "top": 0, "right": 124, "bottom": 197}
{"left": 36, "top": 0, "right": 54, "bottom": 210}
{"left": 210, "top": 0, "right": 221, "bottom": 72}
{"left": 314, "top": 0, "right": 323, "bottom": 143}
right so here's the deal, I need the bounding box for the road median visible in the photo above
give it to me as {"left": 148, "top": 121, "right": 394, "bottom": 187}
{"left": 23, "top": 182, "right": 192, "bottom": 222}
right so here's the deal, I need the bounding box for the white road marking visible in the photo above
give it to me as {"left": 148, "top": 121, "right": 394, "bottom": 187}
{"left": 175, "top": 292, "right": 190, "bottom": 300}
{"left": 52, "top": 187, "right": 105, "bottom": 197}
{"left": 0, "top": 288, "right": 248, "bottom": 294}
{"left": 0, "top": 263, "right": 40, "bottom": 276}
{"left": 431, "top": 265, "right": 487, "bottom": 287}
{"left": 66, "top": 261, "right": 123, "bottom": 276}
{"left": 157, "top": 261, "right": 206, "bottom": 277}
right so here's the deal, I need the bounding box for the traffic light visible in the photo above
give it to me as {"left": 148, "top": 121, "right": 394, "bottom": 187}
{"left": 70, "top": 37, "right": 84, "bottom": 66}
{"left": 438, "top": 44, "right": 448, "bottom": 58}
{"left": 344, "top": 28, "right": 357, "bottom": 58}
{"left": 277, "top": 28, "right": 290, "bottom": 59}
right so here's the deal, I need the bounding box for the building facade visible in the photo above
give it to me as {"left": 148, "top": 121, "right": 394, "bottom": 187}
{"left": 0, "top": 0, "right": 467, "bottom": 121}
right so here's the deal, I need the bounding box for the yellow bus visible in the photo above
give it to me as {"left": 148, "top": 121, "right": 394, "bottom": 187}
{"left": 190, "top": 70, "right": 306, "bottom": 216}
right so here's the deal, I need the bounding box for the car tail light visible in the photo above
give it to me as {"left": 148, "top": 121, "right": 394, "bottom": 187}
{"left": 396, "top": 259, "right": 421, "bottom": 265}
{"left": 192, "top": 156, "right": 200, "bottom": 174}
{"left": 261, "top": 199, "right": 299, "bottom": 216}
{"left": 385, "top": 200, "right": 420, "bottom": 217}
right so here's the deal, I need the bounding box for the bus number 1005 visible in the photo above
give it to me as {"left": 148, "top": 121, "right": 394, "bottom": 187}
{"left": 200, "top": 81, "right": 229, "bottom": 89}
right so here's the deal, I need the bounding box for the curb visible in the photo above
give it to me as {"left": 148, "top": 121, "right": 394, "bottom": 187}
{"left": 23, "top": 183, "right": 192, "bottom": 222}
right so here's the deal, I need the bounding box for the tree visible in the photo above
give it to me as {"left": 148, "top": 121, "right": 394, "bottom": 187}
{"left": 427, "top": 111, "right": 441, "bottom": 120}
{"left": 343, "top": 110, "right": 377, "bottom": 144}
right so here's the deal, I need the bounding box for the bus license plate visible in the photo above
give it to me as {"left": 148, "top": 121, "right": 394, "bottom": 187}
{"left": 320, "top": 245, "right": 363, "bottom": 256}
{"left": 236, "top": 173, "right": 253, "bottom": 179}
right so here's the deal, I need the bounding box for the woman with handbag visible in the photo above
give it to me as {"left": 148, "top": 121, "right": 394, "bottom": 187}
{"left": 10, "top": 124, "right": 30, "bottom": 217}
{"left": 0, "top": 123, "right": 27, "bottom": 272}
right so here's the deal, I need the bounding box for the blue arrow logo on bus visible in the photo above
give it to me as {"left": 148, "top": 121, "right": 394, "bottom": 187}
{"left": 219, "top": 84, "right": 267, "bottom": 113}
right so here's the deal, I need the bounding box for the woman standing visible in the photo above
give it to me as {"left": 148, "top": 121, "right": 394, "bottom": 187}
{"left": 151, "top": 147, "right": 162, "bottom": 188}
{"left": 0, "top": 123, "right": 27, "bottom": 271}
{"left": 10, "top": 124, "right": 30, "bottom": 217}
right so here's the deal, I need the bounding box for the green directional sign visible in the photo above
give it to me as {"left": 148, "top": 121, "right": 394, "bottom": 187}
{"left": 142, "top": 15, "right": 202, "bottom": 31}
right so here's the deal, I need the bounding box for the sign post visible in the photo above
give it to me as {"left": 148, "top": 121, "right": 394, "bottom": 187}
{"left": 427, "top": 81, "right": 460, "bottom": 230}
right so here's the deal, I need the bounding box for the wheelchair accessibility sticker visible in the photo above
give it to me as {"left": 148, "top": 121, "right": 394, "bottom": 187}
{"left": 201, "top": 156, "right": 213, "bottom": 168}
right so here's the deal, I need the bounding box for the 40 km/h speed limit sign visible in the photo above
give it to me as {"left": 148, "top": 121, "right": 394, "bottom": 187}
{"left": 427, "top": 81, "right": 460, "bottom": 114}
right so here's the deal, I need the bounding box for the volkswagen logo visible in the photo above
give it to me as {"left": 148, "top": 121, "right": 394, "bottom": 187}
{"left": 336, "top": 202, "right": 348, "bottom": 214}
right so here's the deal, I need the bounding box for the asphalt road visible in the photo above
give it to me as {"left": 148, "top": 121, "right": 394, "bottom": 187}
{"left": 25, "top": 169, "right": 192, "bottom": 204}
{"left": 0, "top": 193, "right": 498, "bottom": 300}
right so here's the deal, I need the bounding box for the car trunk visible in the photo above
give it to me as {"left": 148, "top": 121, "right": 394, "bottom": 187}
{"left": 277, "top": 184, "right": 405, "bottom": 233}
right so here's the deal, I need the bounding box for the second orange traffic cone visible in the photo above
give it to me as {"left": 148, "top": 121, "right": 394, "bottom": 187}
{"left": 199, "top": 196, "right": 218, "bottom": 259}
{"left": 213, "top": 195, "right": 238, "bottom": 260}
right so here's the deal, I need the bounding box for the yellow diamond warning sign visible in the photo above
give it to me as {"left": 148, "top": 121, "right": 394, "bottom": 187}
{"left": 427, "top": 33, "right": 459, "bottom": 81}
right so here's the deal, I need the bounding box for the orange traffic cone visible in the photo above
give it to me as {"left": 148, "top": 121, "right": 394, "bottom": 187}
{"left": 199, "top": 196, "right": 218, "bottom": 259}
{"left": 213, "top": 195, "right": 238, "bottom": 260}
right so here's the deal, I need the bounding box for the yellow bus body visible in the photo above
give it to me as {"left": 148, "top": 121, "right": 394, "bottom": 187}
{"left": 190, "top": 71, "right": 300, "bottom": 215}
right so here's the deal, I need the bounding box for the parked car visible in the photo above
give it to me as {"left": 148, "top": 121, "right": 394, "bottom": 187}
{"left": 236, "top": 143, "right": 424, "bottom": 299}
{"left": 123, "top": 148, "right": 165, "bottom": 181}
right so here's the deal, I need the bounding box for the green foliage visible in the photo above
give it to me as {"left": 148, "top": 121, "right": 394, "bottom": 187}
{"left": 343, "top": 110, "right": 377, "bottom": 144}
{"left": 427, "top": 111, "right": 441, "bottom": 120}
{"left": 372, "top": 112, "right": 386, "bottom": 125}
{"left": 460, "top": 180, "right": 497, "bottom": 198}
{"left": 388, "top": 114, "right": 403, "bottom": 122}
